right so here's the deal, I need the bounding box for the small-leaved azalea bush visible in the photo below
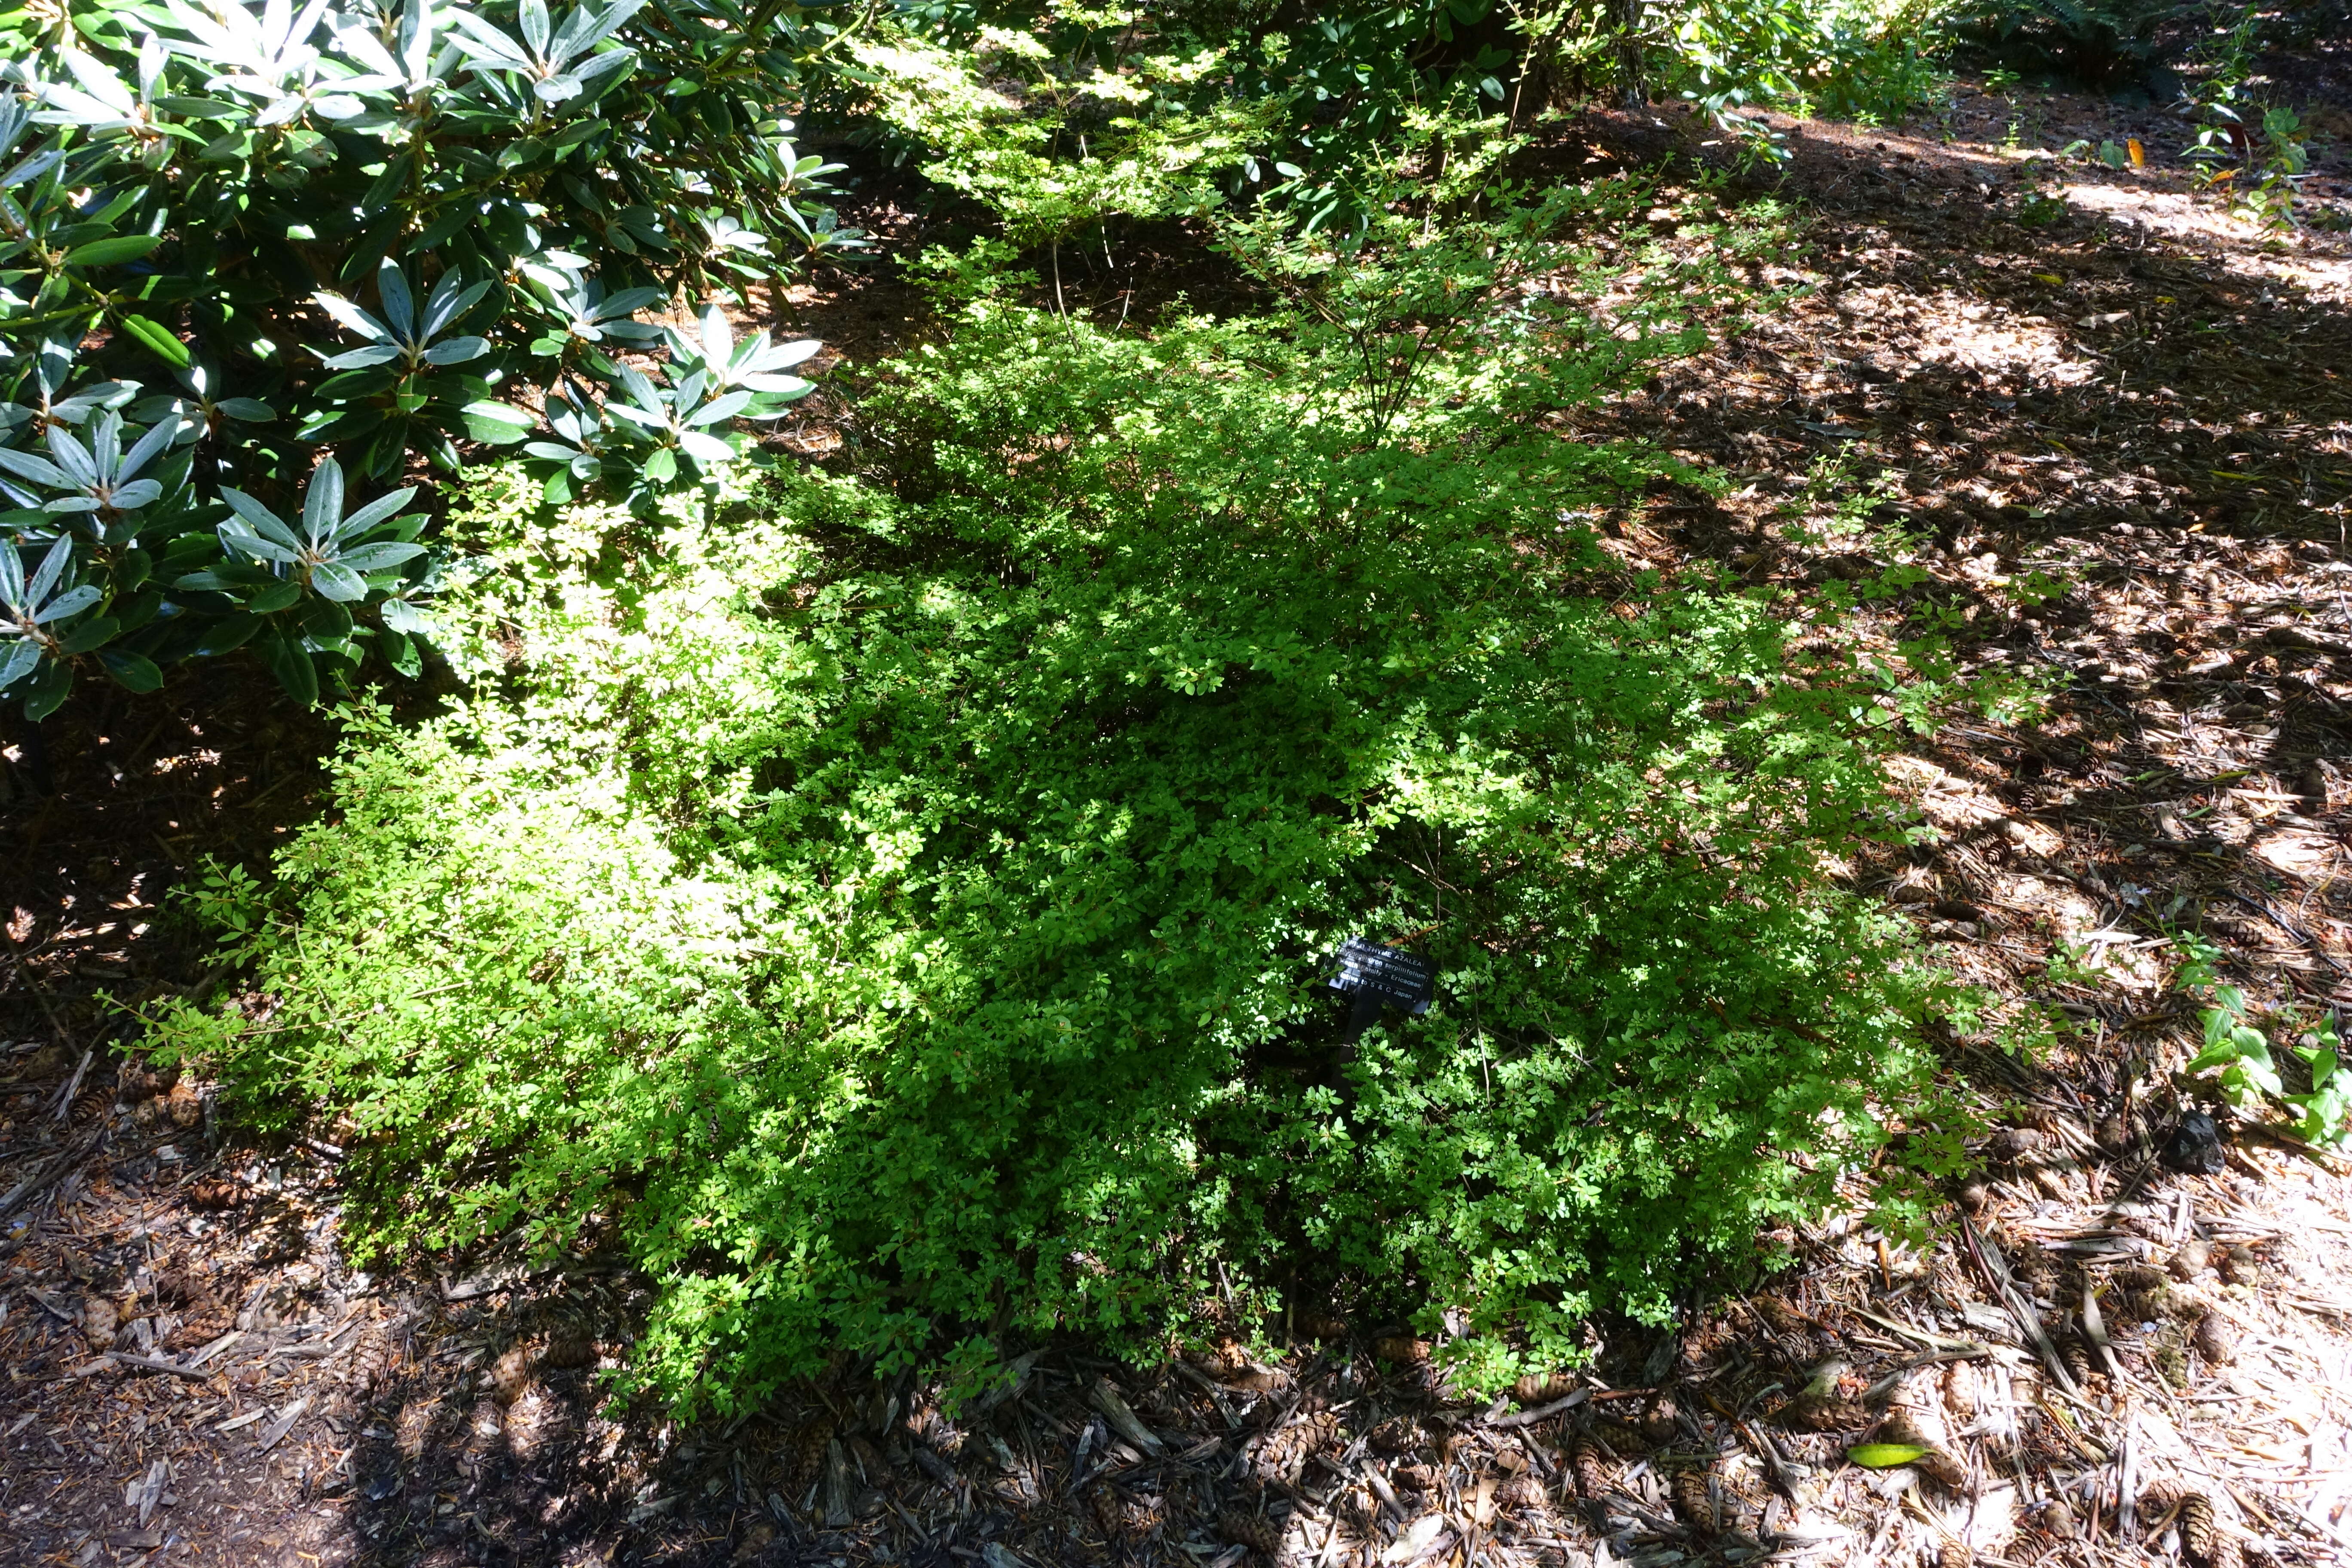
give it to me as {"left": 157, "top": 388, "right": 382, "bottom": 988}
{"left": 155, "top": 185, "right": 1971, "bottom": 1412}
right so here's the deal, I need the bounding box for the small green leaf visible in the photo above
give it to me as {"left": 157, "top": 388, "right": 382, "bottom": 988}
{"left": 1847, "top": 1444, "right": 1930, "bottom": 1469}
{"left": 382, "top": 629, "right": 422, "bottom": 679}
{"left": 156, "top": 96, "right": 245, "bottom": 117}
{"left": 21, "top": 657, "right": 71, "bottom": 720}
{"left": 195, "top": 612, "right": 262, "bottom": 655}
{"left": 99, "top": 648, "right": 165, "bottom": 692}
{"left": 462, "top": 401, "right": 536, "bottom": 444}
{"left": 67, "top": 234, "right": 164, "bottom": 267}
{"left": 57, "top": 615, "right": 122, "bottom": 655}
{"left": 260, "top": 630, "right": 318, "bottom": 706}
{"left": 118, "top": 315, "right": 193, "bottom": 369}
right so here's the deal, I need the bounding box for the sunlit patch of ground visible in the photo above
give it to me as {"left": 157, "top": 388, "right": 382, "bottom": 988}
{"left": 2063, "top": 181, "right": 2352, "bottom": 300}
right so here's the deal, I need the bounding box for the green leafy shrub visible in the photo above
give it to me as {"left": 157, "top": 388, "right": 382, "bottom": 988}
{"left": 2171, "top": 934, "right": 2350, "bottom": 1151}
{"left": 1664, "top": 0, "right": 1953, "bottom": 136}
{"left": 1946, "top": 0, "right": 2199, "bottom": 88}
{"left": 1, "top": 0, "right": 852, "bottom": 717}
{"left": 844, "top": 0, "right": 1528, "bottom": 242}
{"left": 154, "top": 184, "right": 1965, "bottom": 1412}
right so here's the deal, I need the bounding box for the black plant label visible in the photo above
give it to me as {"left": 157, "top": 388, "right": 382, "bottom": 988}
{"left": 1327, "top": 937, "right": 1434, "bottom": 1015}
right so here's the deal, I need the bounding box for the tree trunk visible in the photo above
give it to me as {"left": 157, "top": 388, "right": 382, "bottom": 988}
{"left": 1608, "top": 0, "right": 1647, "bottom": 110}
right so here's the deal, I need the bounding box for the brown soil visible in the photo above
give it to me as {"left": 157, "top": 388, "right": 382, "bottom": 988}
{"left": 8, "top": 62, "right": 2352, "bottom": 1568}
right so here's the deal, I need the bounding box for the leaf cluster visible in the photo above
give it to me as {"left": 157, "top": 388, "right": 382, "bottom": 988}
{"left": 2172, "top": 932, "right": 2350, "bottom": 1150}
{"left": 1, "top": 0, "right": 844, "bottom": 715}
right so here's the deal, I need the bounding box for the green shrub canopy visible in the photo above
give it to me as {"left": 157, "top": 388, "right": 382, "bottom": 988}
{"left": 1, "top": 0, "right": 846, "bottom": 716}
{"left": 162, "top": 207, "right": 1963, "bottom": 1408}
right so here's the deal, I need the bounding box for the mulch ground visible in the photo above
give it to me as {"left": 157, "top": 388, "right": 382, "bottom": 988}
{"left": 7, "top": 51, "right": 2352, "bottom": 1568}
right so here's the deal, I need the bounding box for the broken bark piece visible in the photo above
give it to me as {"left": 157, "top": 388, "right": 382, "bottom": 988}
{"left": 256, "top": 1396, "right": 308, "bottom": 1453}
{"left": 1088, "top": 1377, "right": 1166, "bottom": 1457}
{"left": 823, "top": 1438, "right": 854, "bottom": 1527}
{"left": 1960, "top": 1217, "right": 2077, "bottom": 1395}
{"left": 106, "top": 1351, "right": 214, "bottom": 1380}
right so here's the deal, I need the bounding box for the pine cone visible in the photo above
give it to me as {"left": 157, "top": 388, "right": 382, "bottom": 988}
{"left": 186, "top": 1178, "right": 241, "bottom": 1211}
{"left": 1515, "top": 1371, "right": 1576, "bottom": 1404}
{"left": 1298, "top": 1312, "right": 1349, "bottom": 1341}
{"left": 1879, "top": 1411, "right": 1963, "bottom": 1487}
{"left": 1669, "top": 1469, "right": 1715, "bottom": 1534}
{"left": 781, "top": 1418, "right": 832, "bottom": 1494}
{"left": 1788, "top": 1393, "right": 1868, "bottom": 1432}
{"left": 542, "top": 1323, "right": 597, "bottom": 1369}
{"left": 348, "top": 1322, "right": 395, "bottom": 1393}
{"left": 2180, "top": 1492, "right": 2218, "bottom": 1564}
{"left": 1394, "top": 1462, "right": 1440, "bottom": 1494}
{"left": 116, "top": 1060, "right": 178, "bottom": 1102}
{"left": 488, "top": 1344, "right": 534, "bottom": 1406}
{"left": 1498, "top": 1474, "right": 1550, "bottom": 1513}
{"left": 466, "top": 1396, "right": 505, "bottom": 1449}
{"left": 1186, "top": 1337, "right": 1250, "bottom": 1377}
{"left": 1989, "top": 1126, "right": 2047, "bottom": 1161}
{"left": 1255, "top": 1408, "right": 1339, "bottom": 1480}
{"left": 1938, "top": 1542, "right": 1973, "bottom": 1568}
{"left": 730, "top": 1520, "right": 777, "bottom": 1565}
{"left": 395, "top": 1397, "right": 440, "bottom": 1462}
{"left": 2194, "top": 1313, "right": 2237, "bottom": 1365}
{"left": 1090, "top": 1481, "right": 1152, "bottom": 1542}
{"left": 1215, "top": 1507, "right": 1283, "bottom": 1557}
{"left": 1571, "top": 1437, "right": 1610, "bottom": 1499}
{"left": 1918, "top": 1448, "right": 1967, "bottom": 1488}
{"left": 2011, "top": 1246, "right": 2057, "bottom": 1292}
{"left": 1087, "top": 1482, "right": 1124, "bottom": 1541}
{"left": 1590, "top": 1416, "right": 1648, "bottom": 1453}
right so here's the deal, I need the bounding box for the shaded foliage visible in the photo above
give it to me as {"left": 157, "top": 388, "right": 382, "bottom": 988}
{"left": 0, "top": 0, "right": 842, "bottom": 715}
{"left": 157, "top": 190, "right": 1967, "bottom": 1410}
